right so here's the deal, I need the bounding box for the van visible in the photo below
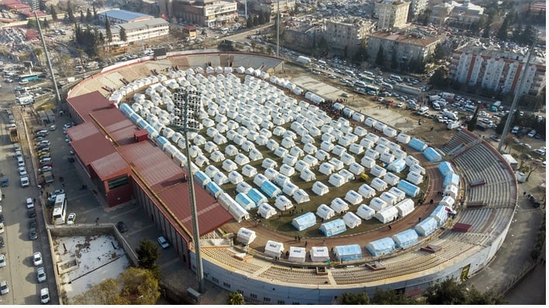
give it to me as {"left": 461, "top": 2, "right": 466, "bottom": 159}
{"left": 381, "top": 82, "right": 393, "bottom": 90}
{"left": 511, "top": 126, "right": 520, "bottom": 134}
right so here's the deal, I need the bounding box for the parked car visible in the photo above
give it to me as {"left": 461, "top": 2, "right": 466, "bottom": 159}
{"left": 36, "top": 267, "right": 46, "bottom": 282}
{"left": 20, "top": 176, "right": 29, "bottom": 187}
{"left": 40, "top": 288, "right": 50, "bottom": 304}
{"left": 0, "top": 280, "right": 9, "bottom": 295}
{"left": 0, "top": 253, "right": 5, "bottom": 267}
{"left": 26, "top": 197, "right": 34, "bottom": 209}
{"left": 158, "top": 236, "right": 170, "bottom": 249}
{"left": 18, "top": 166, "right": 27, "bottom": 176}
{"left": 116, "top": 221, "right": 128, "bottom": 233}
{"left": 67, "top": 213, "right": 76, "bottom": 225}
{"left": 33, "top": 252, "right": 43, "bottom": 266}
{"left": 27, "top": 208, "right": 36, "bottom": 218}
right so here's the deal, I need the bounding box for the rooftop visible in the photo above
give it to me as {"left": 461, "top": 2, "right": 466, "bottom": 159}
{"left": 98, "top": 9, "right": 153, "bottom": 22}
{"left": 369, "top": 30, "right": 439, "bottom": 47}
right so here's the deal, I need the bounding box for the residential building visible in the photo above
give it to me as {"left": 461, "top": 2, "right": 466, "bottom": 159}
{"left": 367, "top": 29, "right": 440, "bottom": 65}
{"left": 254, "top": 0, "right": 296, "bottom": 16}
{"left": 101, "top": 18, "right": 170, "bottom": 48}
{"left": 429, "top": 1, "right": 484, "bottom": 28}
{"left": 323, "top": 17, "right": 376, "bottom": 57}
{"left": 409, "top": 0, "right": 428, "bottom": 19}
{"left": 172, "top": 0, "right": 238, "bottom": 28}
{"left": 182, "top": 25, "right": 198, "bottom": 39}
{"left": 450, "top": 42, "right": 546, "bottom": 96}
{"left": 374, "top": 0, "right": 410, "bottom": 30}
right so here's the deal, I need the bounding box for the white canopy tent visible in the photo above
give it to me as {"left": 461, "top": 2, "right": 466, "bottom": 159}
{"left": 300, "top": 169, "right": 316, "bottom": 182}
{"left": 356, "top": 204, "right": 376, "bottom": 220}
{"left": 241, "top": 164, "right": 258, "bottom": 177}
{"left": 274, "top": 195, "right": 293, "bottom": 211}
{"left": 358, "top": 184, "right": 376, "bottom": 199}
{"left": 309, "top": 246, "right": 330, "bottom": 262}
{"left": 328, "top": 174, "right": 346, "bottom": 187}
{"left": 370, "top": 165, "right": 387, "bottom": 178}
{"left": 264, "top": 240, "right": 284, "bottom": 258}
{"left": 236, "top": 181, "right": 252, "bottom": 194}
{"left": 293, "top": 189, "right": 310, "bottom": 204}
{"left": 349, "top": 162, "right": 365, "bottom": 176}
{"left": 288, "top": 247, "right": 307, "bottom": 263}
{"left": 396, "top": 198, "right": 415, "bottom": 217}
{"left": 237, "top": 227, "right": 257, "bottom": 245}
{"left": 316, "top": 204, "right": 335, "bottom": 220}
{"left": 344, "top": 190, "right": 363, "bottom": 205}
{"left": 371, "top": 177, "right": 388, "bottom": 191}
{"left": 374, "top": 206, "right": 399, "bottom": 224}
{"left": 330, "top": 198, "right": 350, "bottom": 214}
{"left": 380, "top": 192, "right": 398, "bottom": 206}
{"left": 369, "top": 197, "right": 389, "bottom": 212}
{"left": 228, "top": 171, "right": 244, "bottom": 185}
{"left": 343, "top": 212, "right": 362, "bottom": 229}
{"left": 312, "top": 181, "right": 329, "bottom": 196}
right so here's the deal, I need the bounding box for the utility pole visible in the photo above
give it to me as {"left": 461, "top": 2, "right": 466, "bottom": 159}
{"left": 276, "top": 0, "right": 280, "bottom": 57}
{"left": 33, "top": 0, "right": 62, "bottom": 112}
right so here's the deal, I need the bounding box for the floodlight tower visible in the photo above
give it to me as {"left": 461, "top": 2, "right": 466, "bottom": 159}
{"left": 276, "top": 0, "right": 280, "bottom": 57}
{"left": 32, "top": 0, "right": 62, "bottom": 111}
{"left": 173, "top": 88, "right": 205, "bottom": 293}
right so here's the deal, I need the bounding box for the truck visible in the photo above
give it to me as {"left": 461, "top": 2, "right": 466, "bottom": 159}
{"left": 490, "top": 100, "right": 502, "bottom": 112}
{"left": 9, "top": 127, "right": 18, "bottom": 143}
{"left": 296, "top": 56, "right": 312, "bottom": 65}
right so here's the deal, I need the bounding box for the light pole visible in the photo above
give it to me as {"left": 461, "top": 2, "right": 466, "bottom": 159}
{"left": 32, "top": 0, "right": 62, "bottom": 111}
{"left": 173, "top": 88, "right": 205, "bottom": 293}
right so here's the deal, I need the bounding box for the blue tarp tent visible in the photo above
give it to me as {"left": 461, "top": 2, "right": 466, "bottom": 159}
{"left": 235, "top": 193, "right": 256, "bottom": 210}
{"left": 119, "top": 103, "right": 133, "bottom": 116}
{"left": 334, "top": 244, "right": 362, "bottom": 261}
{"left": 194, "top": 171, "right": 211, "bottom": 187}
{"left": 397, "top": 180, "right": 420, "bottom": 197}
{"left": 438, "top": 161, "right": 454, "bottom": 176}
{"left": 408, "top": 138, "right": 427, "bottom": 152}
{"left": 443, "top": 172, "right": 460, "bottom": 187}
{"left": 291, "top": 212, "right": 317, "bottom": 231}
{"left": 260, "top": 180, "right": 282, "bottom": 198}
{"left": 423, "top": 147, "right": 442, "bottom": 162}
{"left": 387, "top": 158, "right": 406, "bottom": 173}
{"left": 205, "top": 181, "right": 223, "bottom": 198}
{"left": 430, "top": 205, "right": 448, "bottom": 226}
{"left": 366, "top": 237, "right": 396, "bottom": 257}
{"left": 247, "top": 188, "right": 268, "bottom": 206}
{"left": 155, "top": 136, "right": 171, "bottom": 151}
{"left": 391, "top": 229, "right": 419, "bottom": 249}
{"left": 415, "top": 217, "right": 438, "bottom": 236}
{"left": 319, "top": 219, "right": 347, "bottom": 237}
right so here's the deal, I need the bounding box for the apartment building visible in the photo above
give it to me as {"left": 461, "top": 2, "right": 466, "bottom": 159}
{"left": 324, "top": 17, "right": 376, "bottom": 57}
{"left": 429, "top": 0, "right": 484, "bottom": 28}
{"left": 409, "top": 0, "right": 428, "bottom": 19}
{"left": 172, "top": 0, "right": 238, "bottom": 28}
{"left": 374, "top": 0, "right": 410, "bottom": 30}
{"left": 254, "top": 0, "right": 296, "bottom": 16}
{"left": 367, "top": 29, "right": 440, "bottom": 65}
{"left": 102, "top": 18, "right": 170, "bottom": 48}
{"left": 450, "top": 43, "right": 546, "bottom": 96}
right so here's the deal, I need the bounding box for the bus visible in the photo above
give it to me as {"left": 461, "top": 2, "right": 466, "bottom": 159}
{"left": 52, "top": 194, "right": 67, "bottom": 225}
{"left": 359, "top": 75, "right": 374, "bottom": 84}
{"left": 364, "top": 84, "right": 380, "bottom": 95}
{"left": 19, "top": 73, "right": 40, "bottom": 82}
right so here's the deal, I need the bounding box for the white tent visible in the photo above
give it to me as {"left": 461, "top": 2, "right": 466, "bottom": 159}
{"left": 361, "top": 156, "right": 376, "bottom": 168}
{"left": 343, "top": 212, "right": 362, "bottom": 229}
{"left": 321, "top": 141, "right": 334, "bottom": 152}
{"left": 406, "top": 171, "right": 424, "bottom": 185}
{"left": 319, "top": 162, "right": 335, "bottom": 175}
{"left": 338, "top": 169, "right": 355, "bottom": 182}
{"left": 365, "top": 148, "right": 380, "bottom": 160}
{"left": 258, "top": 203, "right": 277, "bottom": 219}
{"left": 364, "top": 117, "right": 377, "bottom": 127}
{"left": 234, "top": 153, "right": 250, "bottom": 166}
{"left": 225, "top": 145, "right": 239, "bottom": 156}
{"left": 300, "top": 169, "right": 316, "bottom": 182}
{"left": 283, "top": 182, "right": 298, "bottom": 196}
{"left": 396, "top": 133, "right": 411, "bottom": 144}
{"left": 356, "top": 204, "right": 376, "bottom": 220}
{"left": 205, "top": 165, "right": 220, "bottom": 179}
{"left": 383, "top": 126, "right": 397, "bottom": 137}
{"left": 288, "top": 247, "right": 307, "bottom": 263}
{"left": 392, "top": 148, "right": 407, "bottom": 160}
{"left": 396, "top": 198, "right": 415, "bottom": 217}
{"left": 217, "top": 192, "right": 235, "bottom": 210}
{"left": 377, "top": 137, "right": 390, "bottom": 146}
{"left": 328, "top": 174, "right": 346, "bottom": 187}
{"left": 229, "top": 203, "right": 250, "bottom": 223}
{"left": 241, "top": 164, "right": 258, "bottom": 177}
{"left": 349, "top": 162, "right": 365, "bottom": 176}
{"left": 380, "top": 192, "right": 398, "bottom": 206}
{"left": 344, "top": 190, "right": 363, "bottom": 205}
{"left": 358, "top": 184, "right": 376, "bottom": 199}
{"left": 241, "top": 140, "right": 255, "bottom": 152}
{"left": 293, "top": 189, "right": 310, "bottom": 204}
{"left": 264, "top": 168, "right": 279, "bottom": 181}
{"left": 283, "top": 154, "right": 298, "bottom": 166}
{"left": 262, "top": 158, "right": 278, "bottom": 170}
{"left": 204, "top": 141, "right": 218, "bottom": 153}
{"left": 228, "top": 171, "right": 244, "bottom": 185}
{"left": 440, "top": 195, "right": 455, "bottom": 208}
{"left": 369, "top": 197, "right": 389, "bottom": 212}
{"left": 273, "top": 174, "right": 290, "bottom": 188}
{"left": 354, "top": 126, "right": 368, "bottom": 137}
{"left": 249, "top": 149, "right": 263, "bottom": 161}
{"left": 274, "top": 195, "right": 293, "bottom": 211}
{"left": 237, "top": 227, "right": 257, "bottom": 245}
{"left": 360, "top": 138, "right": 374, "bottom": 149}
{"left": 370, "top": 165, "right": 387, "bottom": 177}
{"left": 349, "top": 143, "right": 364, "bottom": 155}
{"left": 371, "top": 177, "right": 388, "bottom": 191}
{"left": 365, "top": 132, "right": 379, "bottom": 143}
{"left": 405, "top": 156, "right": 420, "bottom": 167}
{"left": 213, "top": 172, "right": 229, "bottom": 185}
{"left": 303, "top": 155, "right": 319, "bottom": 167}
{"left": 255, "top": 135, "right": 268, "bottom": 146}
{"left": 236, "top": 181, "right": 252, "bottom": 194}
{"left": 253, "top": 173, "right": 268, "bottom": 187}
{"left": 330, "top": 198, "right": 350, "bottom": 214}
{"left": 328, "top": 158, "right": 344, "bottom": 171}
{"left": 340, "top": 153, "right": 356, "bottom": 166}
{"left": 316, "top": 204, "right": 335, "bottom": 220}
{"left": 383, "top": 172, "right": 400, "bottom": 186}
{"left": 410, "top": 163, "right": 426, "bottom": 175}
{"left": 309, "top": 247, "right": 330, "bottom": 262}
{"left": 374, "top": 144, "right": 389, "bottom": 155}
{"left": 210, "top": 150, "right": 225, "bottom": 163}
{"left": 374, "top": 206, "right": 399, "bottom": 224}
{"left": 222, "top": 159, "right": 238, "bottom": 172}
{"left": 195, "top": 154, "right": 210, "bottom": 168}
{"left": 213, "top": 134, "right": 228, "bottom": 145}
{"left": 312, "top": 181, "right": 329, "bottom": 196}
{"left": 388, "top": 187, "right": 406, "bottom": 202}
{"left": 295, "top": 160, "right": 311, "bottom": 173}
{"left": 380, "top": 153, "right": 395, "bottom": 164}
{"left": 279, "top": 164, "right": 296, "bottom": 177}
{"left": 303, "top": 143, "right": 317, "bottom": 155}
{"left": 274, "top": 147, "right": 289, "bottom": 158}
{"left": 332, "top": 144, "right": 347, "bottom": 157}
{"left": 315, "top": 149, "right": 330, "bottom": 161}
{"left": 443, "top": 185, "right": 459, "bottom": 200}
{"left": 264, "top": 240, "right": 284, "bottom": 258}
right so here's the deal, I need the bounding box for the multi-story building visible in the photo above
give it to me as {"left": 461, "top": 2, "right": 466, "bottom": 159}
{"left": 323, "top": 17, "right": 376, "bottom": 57}
{"left": 374, "top": 0, "right": 410, "bottom": 30}
{"left": 367, "top": 29, "right": 440, "bottom": 66}
{"left": 254, "top": 0, "right": 296, "bottom": 16}
{"left": 172, "top": 0, "right": 238, "bottom": 28}
{"left": 101, "top": 18, "right": 170, "bottom": 48}
{"left": 409, "top": 0, "right": 428, "bottom": 19}
{"left": 428, "top": 0, "right": 484, "bottom": 28}
{"left": 450, "top": 42, "right": 546, "bottom": 96}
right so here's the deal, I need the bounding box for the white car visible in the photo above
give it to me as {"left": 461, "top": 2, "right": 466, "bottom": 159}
{"left": 0, "top": 280, "right": 8, "bottom": 295}
{"left": 26, "top": 197, "right": 34, "bottom": 209}
{"left": 18, "top": 166, "right": 27, "bottom": 176}
{"left": 67, "top": 213, "right": 76, "bottom": 225}
{"left": 33, "top": 252, "right": 43, "bottom": 266}
{"left": 36, "top": 267, "right": 46, "bottom": 282}
{"left": 21, "top": 176, "right": 29, "bottom": 187}
{"left": 40, "top": 288, "right": 50, "bottom": 304}
{"left": 0, "top": 253, "right": 5, "bottom": 267}
{"left": 158, "top": 236, "right": 170, "bottom": 249}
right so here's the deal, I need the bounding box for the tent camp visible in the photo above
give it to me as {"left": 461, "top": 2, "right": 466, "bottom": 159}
{"left": 283, "top": 182, "right": 299, "bottom": 196}
{"left": 356, "top": 204, "right": 376, "bottom": 220}
{"left": 383, "top": 172, "right": 400, "bottom": 186}
{"left": 316, "top": 149, "right": 330, "bottom": 161}
{"left": 300, "top": 169, "right": 316, "bottom": 182}
{"left": 262, "top": 158, "right": 278, "bottom": 170}
{"left": 443, "top": 185, "right": 459, "bottom": 200}
{"left": 303, "top": 154, "right": 319, "bottom": 167}
{"left": 319, "top": 162, "right": 335, "bottom": 175}
{"left": 361, "top": 156, "right": 376, "bottom": 169}
{"left": 380, "top": 192, "right": 398, "bottom": 206}
{"left": 370, "top": 165, "right": 387, "bottom": 178}
{"left": 358, "top": 184, "right": 376, "bottom": 199}
{"left": 303, "top": 143, "right": 317, "bottom": 155}
{"left": 337, "top": 136, "right": 352, "bottom": 148}
{"left": 380, "top": 153, "right": 395, "bottom": 164}
{"left": 292, "top": 212, "right": 317, "bottom": 231}
{"left": 310, "top": 247, "right": 330, "bottom": 262}
{"left": 249, "top": 149, "right": 263, "bottom": 161}
{"left": 331, "top": 198, "right": 350, "bottom": 213}
{"left": 388, "top": 187, "right": 406, "bottom": 202}
{"left": 349, "top": 162, "right": 365, "bottom": 176}
{"left": 274, "top": 147, "right": 289, "bottom": 158}
{"left": 345, "top": 190, "right": 363, "bottom": 205}
{"left": 264, "top": 240, "right": 284, "bottom": 258}
{"left": 328, "top": 158, "right": 344, "bottom": 170}
{"left": 255, "top": 135, "right": 268, "bottom": 146}
{"left": 229, "top": 203, "right": 250, "bottom": 223}
{"left": 237, "top": 227, "right": 257, "bottom": 245}
{"left": 222, "top": 159, "right": 238, "bottom": 172}
{"left": 247, "top": 188, "right": 268, "bottom": 206}
{"left": 343, "top": 212, "right": 362, "bottom": 229}
{"left": 439, "top": 195, "right": 455, "bottom": 208}
{"left": 395, "top": 198, "right": 415, "bottom": 217}
{"left": 438, "top": 161, "right": 454, "bottom": 176}
{"left": 354, "top": 126, "right": 368, "bottom": 137}
{"left": 374, "top": 206, "right": 399, "bottom": 223}
{"left": 328, "top": 174, "right": 346, "bottom": 187}
{"left": 242, "top": 164, "right": 258, "bottom": 177}
{"left": 210, "top": 150, "right": 225, "bottom": 163}
{"left": 235, "top": 193, "right": 256, "bottom": 210}
{"left": 312, "top": 181, "right": 330, "bottom": 196}
{"left": 423, "top": 147, "right": 442, "bottom": 162}
{"left": 333, "top": 244, "right": 362, "bottom": 261}
{"left": 369, "top": 197, "right": 389, "bottom": 212}
{"left": 397, "top": 180, "right": 420, "bottom": 197}
{"left": 349, "top": 143, "right": 365, "bottom": 155}
{"left": 320, "top": 141, "right": 334, "bottom": 152}
{"left": 205, "top": 181, "right": 223, "bottom": 198}
{"left": 387, "top": 158, "right": 406, "bottom": 173}
{"left": 371, "top": 177, "right": 388, "bottom": 191}
{"left": 409, "top": 163, "right": 426, "bottom": 175}
{"left": 360, "top": 138, "right": 374, "bottom": 149}
{"left": 280, "top": 164, "right": 296, "bottom": 177}
{"left": 258, "top": 203, "right": 277, "bottom": 219}
{"left": 241, "top": 140, "right": 255, "bottom": 152}
{"left": 213, "top": 134, "right": 228, "bottom": 145}
{"left": 316, "top": 204, "right": 335, "bottom": 220}
{"left": 406, "top": 171, "right": 424, "bottom": 185}
{"left": 288, "top": 247, "right": 307, "bottom": 263}
{"left": 374, "top": 121, "right": 387, "bottom": 132}
{"left": 366, "top": 237, "right": 396, "bottom": 257}
{"left": 274, "top": 195, "right": 294, "bottom": 211}
{"left": 408, "top": 138, "right": 427, "bottom": 152}
{"left": 431, "top": 205, "right": 448, "bottom": 226}
{"left": 383, "top": 126, "right": 397, "bottom": 137}
{"left": 293, "top": 189, "right": 310, "bottom": 204}
{"left": 260, "top": 180, "right": 282, "bottom": 198}
{"left": 295, "top": 160, "right": 311, "bottom": 173}
{"left": 236, "top": 182, "right": 252, "bottom": 194}
{"left": 213, "top": 172, "right": 229, "bottom": 185}
{"left": 319, "top": 219, "right": 347, "bottom": 237}
{"left": 290, "top": 145, "right": 305, "bottom": 158}
{"left": 364, "top": 148, "right": 380, "bottom": 160}
{"left": 204, "top": 141, "right": 218, "bottom": 153}
{"left": 415, "top": 216, "right": 438, "bottom": 236}
{"left": 364, "top": 117, "right": 377, "bottom": 128}
{"left": 396, "top": 133, "right": 411, "bottom": 144}
{"left": 194, "top": 170, "right": 211, "bottom": 187}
